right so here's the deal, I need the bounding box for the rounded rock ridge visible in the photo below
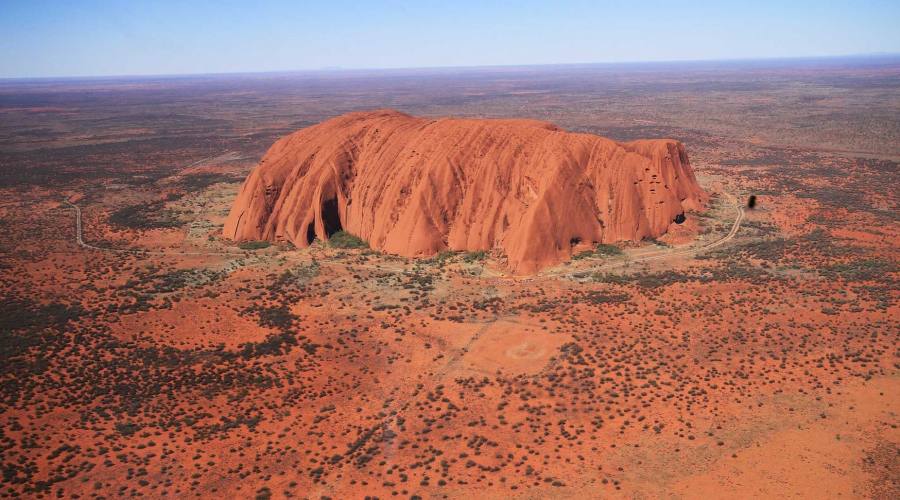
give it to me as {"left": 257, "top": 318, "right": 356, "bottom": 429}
{"left": 224, "top": 109, "right": 707, "bottom": 273}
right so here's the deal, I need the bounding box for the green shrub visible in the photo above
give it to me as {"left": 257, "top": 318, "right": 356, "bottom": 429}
{"left": 591, "top": 273, "right": 628, "bottom": 284}
{"left": 239, "top": 240, "right": 271, "bottom": 250}
{"left": 109, "top": 201, "right": 180, "bottom": 229}
{"left": 115, "top": 422, "right": 141, "bottom": 437}
{"left": 572, "top": 243, "right": 623, "bottom": 260}
{"left": 572, "top": 250, "right": 594, "bottom": 260}
{"left": 594, "top": 244, "right": 623, "bottom": 256}
{"left": 419, "top": 250, "right": 449, "bottom": 265}
{"left": 821, "top": 258, "right": 897, "bottom": 282}
{"left": 256, "top": 305, "right": 296, "bottom": 329}
{"left": 178, "top": 172, "right": 239, "bottom": 190}
{"left": 462, "top": 250, "right": 487, "bottom": 262}
{"left": 328, "top": 231, "right": 368, "bottom": 249}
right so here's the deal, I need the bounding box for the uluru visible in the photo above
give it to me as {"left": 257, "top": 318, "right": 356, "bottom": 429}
{"left": 224, "top": 110, "right": 707, "bottom": 273}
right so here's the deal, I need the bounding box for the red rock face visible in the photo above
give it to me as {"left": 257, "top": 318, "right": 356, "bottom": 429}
{"left": 224, "top": 110, "right": 707, "bottom": 273}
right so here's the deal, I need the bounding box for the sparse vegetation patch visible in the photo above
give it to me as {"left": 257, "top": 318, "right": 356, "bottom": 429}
{"left": 109, "top": 201, "right": 180, "bottom": 229}
{"left": 327, "top": 231, "right": 368, "bottom": 249}
{"left": 238, "top": 240, "right": 271, "bottom": 250}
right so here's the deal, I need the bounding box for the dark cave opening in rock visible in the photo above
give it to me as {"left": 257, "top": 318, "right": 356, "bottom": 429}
{"left": 305, "top": 222, "right": 316, "bottom": 245}
{"left": 674, "top": 213, "right": 686, "bottom": 224}
{"left": 322, "top": 197, "right": 343, "bottom": 237}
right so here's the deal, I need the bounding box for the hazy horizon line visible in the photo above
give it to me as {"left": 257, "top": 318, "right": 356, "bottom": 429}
{"left": 3, "top": 51, "right": 899, "bottom": 82}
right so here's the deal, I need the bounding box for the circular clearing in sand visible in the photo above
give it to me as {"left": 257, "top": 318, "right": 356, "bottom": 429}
{"left": 505, "top": 341, "right": 546, "bottom": 360}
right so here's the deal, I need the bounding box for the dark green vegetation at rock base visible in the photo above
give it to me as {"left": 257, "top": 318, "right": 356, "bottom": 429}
{"left": 327, "top": 231, "right": 369, "bottom": 249}
{"left": 425, "top": 250, "right": 488, "bottom": 266}
{"left": 573, "top": 243, "right": 623, "bottom": 260}
{"left": 238, "top": 240, "right": 271, "bottom": 250}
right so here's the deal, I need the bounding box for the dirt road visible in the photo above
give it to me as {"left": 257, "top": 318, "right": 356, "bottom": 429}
{"left": 64, "top": 190, "right": 744, "bottom": 277}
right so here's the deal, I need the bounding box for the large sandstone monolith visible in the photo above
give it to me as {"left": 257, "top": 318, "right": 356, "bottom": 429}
{"left": 225, "top": 110, "right": 706, "bottom": 273}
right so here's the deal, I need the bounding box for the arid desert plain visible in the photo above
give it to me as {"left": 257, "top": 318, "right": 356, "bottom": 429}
{"left": 1, "top": 58, "right": 898, "bottom": 498}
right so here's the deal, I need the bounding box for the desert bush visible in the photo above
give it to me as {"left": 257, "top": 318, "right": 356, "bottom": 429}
{"left": 115, "top": 422, "right": 141, "bottom": 437}
{"left": 109, "top": 201, "right": 180, "bottom": 229}
{"left": 822, "top": 258, "right": 897, "bottom": 282}
{"left": 152, "top": 268, "right": 225, "bottom": 293}
{"left": 256, "top": 305, "right": 296, "bottom": 329}
{"left": 428, "top": 250, "right": 457, "bottom": 264}
{"left": 582, "top": 290, "right": 630, "bottom": 305}
{"left": 573, "top": 243, "right": 623, "bottom": 260}
{"left": 463, "top": 250, "right": 487, "bottom": 262}
{"left": 239, "top": 240, "right": 271, "bottom": 250}
{"left": 240, "top": 332, "right": 298, "bottom": 359}
{"left": 178, "top": 172, "right": 239, "bottom": 190}
{"left": 328, "top": 231, "right": 368, "bottom": 249}
{"left": 270, "top": 263, "right": 320, "bottom": 293}
{"left": 591, "top": 273, "right": 629, "bottom": 284}
{"left": 594, "top": 243, "right": 623, "bottom": 256}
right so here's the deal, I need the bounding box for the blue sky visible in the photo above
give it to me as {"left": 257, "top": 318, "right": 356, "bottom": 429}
{"left": 1, "top": 0, "right": 898, "bottom": 78}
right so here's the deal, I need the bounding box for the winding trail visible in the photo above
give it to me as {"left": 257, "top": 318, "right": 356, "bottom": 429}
{"left": 63, "top": 190, "right": 744, "bottom": 278}
{"left": 64, "top": 200, "right": 246, "bottom": 257}
{"left": 507, "top": 190, "right": 745, "bottom": 281}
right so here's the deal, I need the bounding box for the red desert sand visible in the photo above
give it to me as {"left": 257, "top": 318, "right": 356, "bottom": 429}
{"left": 225, "top": 110, "right": 707, "bottom": 273}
